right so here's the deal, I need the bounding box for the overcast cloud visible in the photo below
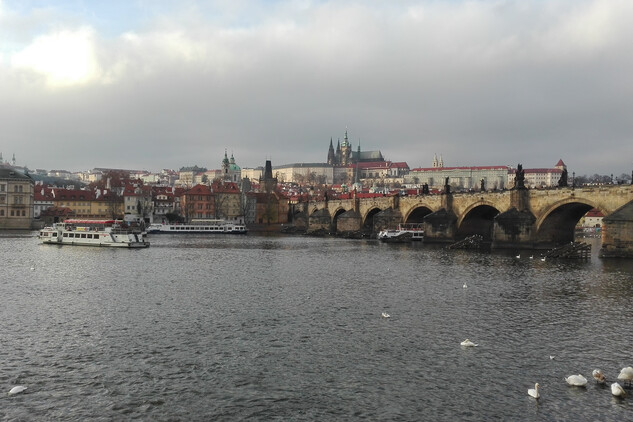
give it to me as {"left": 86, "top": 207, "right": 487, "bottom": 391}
{"left": 1, "top": 0, "right": 632, "bottom": 175}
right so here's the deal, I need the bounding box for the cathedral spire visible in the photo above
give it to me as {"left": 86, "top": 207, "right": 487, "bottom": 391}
{"left": 327, "top": 137, "right": 335, "bottom": 165}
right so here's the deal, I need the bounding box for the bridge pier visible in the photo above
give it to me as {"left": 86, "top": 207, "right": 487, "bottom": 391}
{"left": 599, "top": 201, "right": 633, "bottom": 258}
{"left": 423, "top": 208, "right": 458, "bottom": 243}
{"left": 373, "top": 208, "right": 403, "bottom": 233}
{"left": 336, "top": 209, "right": 362, "bottom": 233}
{"left": 491, "top": 208, "right": 537, "bottom": 249}
{"left": 308, "top": 208, "right": 333, "bottom": 234}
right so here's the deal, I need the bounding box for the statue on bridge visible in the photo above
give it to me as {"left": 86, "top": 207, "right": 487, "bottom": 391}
{"left": 515, "top": 164, "right": 526, "bottom": 189}
{"left": 480, "top": 178, "right": 485, "bottom": 192}
{"left": 558, "top": 168, "right": 568, "bottom": 187}
{"left": 444, "top": 177, "right": 451, "bottom": 194}
{"left": 422, "top": 183, "right": 429, "bottom": 195}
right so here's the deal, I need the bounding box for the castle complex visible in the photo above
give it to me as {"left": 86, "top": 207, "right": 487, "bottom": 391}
{"left": 327, "top": 130, "right": 384, "bottom": 166}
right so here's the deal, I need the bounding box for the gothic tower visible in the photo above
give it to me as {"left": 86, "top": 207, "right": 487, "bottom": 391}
{"left": 327, "top": 138, "right": 336, "bottom": 165}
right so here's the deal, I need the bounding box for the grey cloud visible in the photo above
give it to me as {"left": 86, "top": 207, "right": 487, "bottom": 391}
{"left": 1, "top": 0, "right": 632, "bottom": 175}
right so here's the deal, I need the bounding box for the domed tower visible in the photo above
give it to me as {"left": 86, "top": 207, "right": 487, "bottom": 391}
{"left": 229, "top": 153, "right": 241, "bottom": 182}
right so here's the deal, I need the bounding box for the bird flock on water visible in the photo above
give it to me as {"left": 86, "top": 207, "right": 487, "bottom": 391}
{"left": 452, "top": 257, "right": 631, "bottom": 402}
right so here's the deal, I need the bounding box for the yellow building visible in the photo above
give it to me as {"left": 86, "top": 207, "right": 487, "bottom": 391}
{"left": 52, "top": 188, "right": 123, "bottom": 219}
{"left": 0, "top": 168, "right": 34, "bottom": 229}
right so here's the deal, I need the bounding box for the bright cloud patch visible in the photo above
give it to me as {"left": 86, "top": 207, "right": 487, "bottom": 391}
{"left": 11, "top": 27, "right": 100, "bottom": 87}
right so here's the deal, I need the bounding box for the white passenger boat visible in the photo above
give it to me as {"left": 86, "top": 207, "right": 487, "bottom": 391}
{"left": 147, "top": 219, "right": 248, "bottom": 234}
{"left": 377, "top": 223, "right": 424, "bottom": 242}
{"left": 38, "top": 219, "right": 150, "bottom": 248}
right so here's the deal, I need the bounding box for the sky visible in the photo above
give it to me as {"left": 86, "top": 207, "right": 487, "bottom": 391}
{"left": 1, "top": 0, "right": 632, "bottom": 175}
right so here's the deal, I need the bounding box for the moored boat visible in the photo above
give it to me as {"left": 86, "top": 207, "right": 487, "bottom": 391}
{"left": 377, "top": 223, "right": 424, "bottom": 242}
{"left": 147, "top": 219, "right": 247, "bottom": 234}
{"left": 38, "top": 219, "right": 150, "bottom": 248}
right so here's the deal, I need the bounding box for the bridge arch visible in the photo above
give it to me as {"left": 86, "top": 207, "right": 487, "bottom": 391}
{"left": 456, "top": 203, "right": 501, "bottom": 240}
{"left": 404, "top": 205, "right": 433, "bottom": 223}
{"left": 535, "top": 199, "right": 602, "bottom": 246}
{"left": 331, "top": 207, "right": 347, "bottom": 233}
{"left": 363, "top": 207, "right": 382, "bottom": 231}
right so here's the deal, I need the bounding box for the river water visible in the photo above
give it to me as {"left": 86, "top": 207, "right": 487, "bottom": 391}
{"left": 1, "top": 232, "right": 632, "bottom": 421}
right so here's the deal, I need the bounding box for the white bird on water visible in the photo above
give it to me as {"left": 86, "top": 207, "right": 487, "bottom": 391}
{"left": 463, "top": 282, "right": 467, "bottom": 289}
{"left": 565, "top": 374, "right": 588, "bottom": 387}
{"left": 381, "top": 312, "right": 390, "bottom": 318}
{"left": 515, "top": 254, "right": 521, "bottom": 259}
{"left": 460, "top": 339, "right": 478, "bottom": 347}
{"left": 617, "top": 366, "right": 633, "bottom": 386}
{"left": 592, "top": 369, "right": 606, "bottom": 384}
{"left": 528, "top": 383, "right": 540, "bottom": 399}
{"left": 8, "top": 386, "right": 27, "bottom": 395}
{"left": 611, "top": 382, "right": 626, "bottom": 397}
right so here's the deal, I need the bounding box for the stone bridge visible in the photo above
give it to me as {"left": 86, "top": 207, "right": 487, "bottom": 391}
{"left": 297, "top": 185, "right": 633, "bottom": 257}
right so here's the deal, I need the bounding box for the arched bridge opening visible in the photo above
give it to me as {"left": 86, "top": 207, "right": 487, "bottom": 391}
{"left": 536, "top": 202, "right": 596, "bottom": 247}
{"left": 405, "top": 206, "right": 433, "bottom": 224}
{"left": 363, "top": 208, "right": 382, "bottom": 233}
{"left": 332, "top": 208, "right": 347, "bottom": 233}
{"left": 457, "top": 205, "right": 500, "bottom": 241}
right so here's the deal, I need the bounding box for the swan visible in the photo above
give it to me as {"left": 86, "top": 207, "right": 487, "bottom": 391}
{"left": 540, "top": 257, "right": 546, "bottom": 262}
{"left": 611, "top": 382, "right": 626, "bottom": 397}
{"left": 592, "top": 369, "right": 606, "bottom": 384}
{"left": 515, "top": 254, "right": 521, "bottom": 259}
{"left": 381, "top": 312, "right": 390, "bottom": 318}
{"left": 8, "top": 386, "right": 27, "bottom": 395}
{"left": 617, "top": 366, "right": 633, "bottom": 386}
{"left": 528, "top": 383, "right": 540, "bottom": 399}
{"left": 460, "top": 339, "right": 478, "bottom": 347}
{"left": 549, "top": 356, "right": 555, "bottom": 360}
{"left": 565, "top": 374, "right": 588, "bottom": 387}
{"left": 463, "top": 283, "right": 467, "bottom": 289}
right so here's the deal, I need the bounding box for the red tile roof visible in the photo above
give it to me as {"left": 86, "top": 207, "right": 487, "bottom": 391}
{"left": 185, "top": 184, "right": 212, "bottom": 195}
